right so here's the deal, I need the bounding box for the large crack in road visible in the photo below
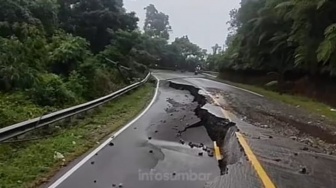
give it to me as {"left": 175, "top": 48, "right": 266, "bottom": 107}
{"left": 168, "top": 81, "right": 244, "bottom": 177}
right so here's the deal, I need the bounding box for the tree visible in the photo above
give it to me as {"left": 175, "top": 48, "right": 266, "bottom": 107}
{"left": 144, "top": 4, "right": 171, "bottom": 40}
{"left": 58, "top": 0, "right": 138, "bottom": 52}
{"left": 172, "top": 36, "right": 205, "bottom": 70}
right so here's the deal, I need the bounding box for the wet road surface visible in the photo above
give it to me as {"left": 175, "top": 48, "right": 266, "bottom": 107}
{"left": 46, "top": 70, "right": 336, "bottom": 188}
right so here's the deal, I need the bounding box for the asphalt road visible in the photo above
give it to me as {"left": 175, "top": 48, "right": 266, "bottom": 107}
{"left": 45, "top": 70, "right": 336, "bottom": 188}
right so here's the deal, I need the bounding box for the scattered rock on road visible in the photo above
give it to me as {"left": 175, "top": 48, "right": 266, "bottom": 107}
{"left": 261, "top": 124, "right": 270, "bottom": 128}
{"left": 301, "top": 146, "right": 309, "bottom": 151}
{"left": 299, "top": 167, "right": 307, "bottom": 174}
{"left": 290, "top": 136, "right": 297, "bottom": 140}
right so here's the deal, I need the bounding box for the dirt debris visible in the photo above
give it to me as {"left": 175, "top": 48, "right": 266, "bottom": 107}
{"left": 209, "top": 88, "right": 336, "bottom": 155}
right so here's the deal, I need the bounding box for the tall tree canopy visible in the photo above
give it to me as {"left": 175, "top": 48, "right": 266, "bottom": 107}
{"left": 210, "top": 0, "right": 336, "bottom": 83}
{"left": 144, "top": 4, "right": 171, "bottom": 40}
{"left": 58, "top": 0, "right": 138, "bottom": 52}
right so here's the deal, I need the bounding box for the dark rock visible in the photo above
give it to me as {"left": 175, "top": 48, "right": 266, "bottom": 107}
{"left": 269, "top": 136, "right": 273, "bottom": 139}
{"left": 198, "top": 152, "right": 203, "bottom": 156}
{"left": 208, "top": 152, "right": 214, "bottom": 157}
{"left": 112, "top": 184, "right": 116, "bottom": 187}
{"left": 148, "top": 137, "right": 152, "bottom": 140}
{"left": 91, "top": 161, "right": 95, "bottom": 165}
{"left": 299, "top": 167, "right": 307, "bottom": 174}
{"left": 274, "top": 159, "right": 281, "bottom": 162}
{"left": 94, "top": 180, "right": 97, "bottom": 183}
{"left": 302, "top": 147, "right": 309, "bottom": 151}
{"left": 149, "top": 150, "right": 153, "bottom": 153}
{"left": 290, "top": 136, "right": 297, "bottom": 140}
{"left": 118, "top": 183, "right": 123, "bottom": 187}
{"left": 172, "top": 172, "right": 176, "bottom": 176}
{"left": 294, "top": 152, "right": 298, "bottom": 156}
{"left": 154, "top": 130, "right": 158, "bottom": 133}
{"left": 109, "top": 142, "right": 114, "bottom": 146}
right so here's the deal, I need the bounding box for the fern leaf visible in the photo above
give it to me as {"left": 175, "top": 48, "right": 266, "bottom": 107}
{"left": 275, "top": 1, "right": 295, "bottom": 9}
{"left": 317, "top": 0, "right": 327, "bottom": 9}
{"left": 317, "top": 40, "right": 333, "bottom": 63}
{"left": 324, "top": 23, "right": 336, "bottom": 36}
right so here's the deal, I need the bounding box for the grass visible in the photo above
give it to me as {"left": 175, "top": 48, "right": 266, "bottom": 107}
{"left": 0, "top": 83, "right": 155, "bottom": 188}
{"left": 0, "top": 92, "right": 48, "bottom": 128}
{"left": 213, "top": 77, "right": 336, "bottom": 122}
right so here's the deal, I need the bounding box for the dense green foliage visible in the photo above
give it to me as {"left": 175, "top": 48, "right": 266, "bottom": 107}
{"left": 0, "top": 1, "right": 205, "bottom": 127}
{"left": 211, "top": 0, "right": 336, "bottom": 87}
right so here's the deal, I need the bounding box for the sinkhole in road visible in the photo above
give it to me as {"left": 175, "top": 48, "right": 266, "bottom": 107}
{"left": 169, "top": 81, "right": 243, "bottom": 175}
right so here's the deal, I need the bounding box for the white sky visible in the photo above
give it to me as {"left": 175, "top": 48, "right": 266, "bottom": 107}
{"left": 123, "top": 0, "right": 241, "bottom": 52}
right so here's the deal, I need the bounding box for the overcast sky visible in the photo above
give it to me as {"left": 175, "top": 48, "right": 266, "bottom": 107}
{"left": 123, "top": 0, "right": 241, "bottom": 52}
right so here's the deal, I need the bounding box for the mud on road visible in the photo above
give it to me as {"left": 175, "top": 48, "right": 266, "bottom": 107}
{"left": 207, "top": 87, "right": 336, "bottom": 155}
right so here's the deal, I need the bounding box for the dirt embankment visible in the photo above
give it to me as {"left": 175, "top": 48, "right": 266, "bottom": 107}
{"left": 209, "top": 87, "right": 336, "bottom": 155}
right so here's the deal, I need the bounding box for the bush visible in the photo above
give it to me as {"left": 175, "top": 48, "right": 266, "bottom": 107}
{"left": 87, "top": 68, "right": 120, "bottom": 99}
{"left": 0, "top": 92, "right": 46, "bottom": 128}
{"left": 30, "top": 74, "right": 78, "bottom": 107}
{"left": 65, "top": 71, "right": 87, "bottom": 101}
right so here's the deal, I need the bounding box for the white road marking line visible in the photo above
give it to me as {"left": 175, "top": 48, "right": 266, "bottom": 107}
{"left": 201, "top": 74, "right": 263, "bottom": 97}
{"left": 203, "top": 73, "right": 217, "bottom": 78}
{"left": 48, "top": 77, "right": 160, "bottom": 188}
{"left": 220, "top": 82, "right": 264, "bottom": 97}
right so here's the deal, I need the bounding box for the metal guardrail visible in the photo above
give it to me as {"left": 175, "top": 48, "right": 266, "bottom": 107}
{"left": 0, "top": 73, "right": 151, "bottom": 142}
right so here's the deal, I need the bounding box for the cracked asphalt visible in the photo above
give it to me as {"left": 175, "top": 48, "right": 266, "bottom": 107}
{"left": 45, "top": 70, "right": 336, "bottom": 188}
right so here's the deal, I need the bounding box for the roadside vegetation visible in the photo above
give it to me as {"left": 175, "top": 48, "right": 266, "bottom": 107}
{"left": 0, "top": 83, "right": 154, "bottom": 188}
{"left": 0, "top": 1, "right": 207, "bottom": 128}
{"left": 206, "top": 0, "right": 336, "bottom": 107}
{"left": 0, "top": 1, "right": 210, "bottom": 187}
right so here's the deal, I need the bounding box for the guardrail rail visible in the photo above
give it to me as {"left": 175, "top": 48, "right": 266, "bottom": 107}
{"left": 0, "top": 73, "right": 151, "bottom": 142}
